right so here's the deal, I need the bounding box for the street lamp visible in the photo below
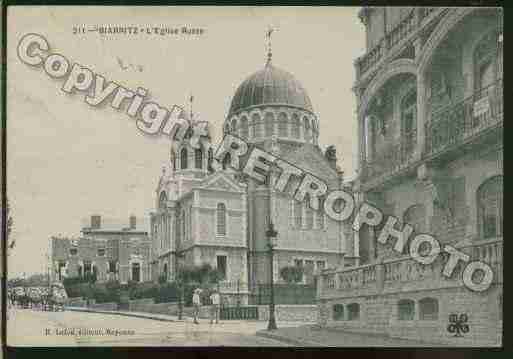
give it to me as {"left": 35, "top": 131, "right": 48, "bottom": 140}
{"left": 173, "top": 251, "right": 186, "bottom": 320}
{"left": 266, "top": 221, "right": 278, "bottom": 331}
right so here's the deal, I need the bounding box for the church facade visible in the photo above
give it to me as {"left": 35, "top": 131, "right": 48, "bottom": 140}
{"left": 150, "top": 53, "right": 357, "bottom": 304}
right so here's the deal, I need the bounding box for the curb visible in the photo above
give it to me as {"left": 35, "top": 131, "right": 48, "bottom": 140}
{"left": 255, "top": 330, "right": 323, "bottom": 347}
{"left": 68, "top": 307, "right": 187, "bottom": 323}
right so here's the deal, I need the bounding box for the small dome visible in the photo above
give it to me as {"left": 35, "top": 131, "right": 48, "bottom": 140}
{"left": 228, "top": 63, "right": 314, "bottom": 118}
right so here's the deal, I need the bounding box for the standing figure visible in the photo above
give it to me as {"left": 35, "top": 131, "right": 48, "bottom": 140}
{"left": 210, "top": 290, "right": 220, "bottom": 324}
{"left": 192, "top": 288, "right": 201, "bottom": 324}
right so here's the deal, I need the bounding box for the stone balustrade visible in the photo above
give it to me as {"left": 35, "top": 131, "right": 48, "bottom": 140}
{"left": 319, "top": 238, "right": 502, "bottom": 300}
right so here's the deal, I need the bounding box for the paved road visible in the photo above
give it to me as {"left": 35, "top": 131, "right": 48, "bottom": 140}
{"left": 7, "top": 308, "right": 291, "bottom": 347}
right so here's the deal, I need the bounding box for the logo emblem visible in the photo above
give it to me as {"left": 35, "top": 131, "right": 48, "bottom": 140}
{"left": 447, "top": 313, "right": 469, "bottom": 337}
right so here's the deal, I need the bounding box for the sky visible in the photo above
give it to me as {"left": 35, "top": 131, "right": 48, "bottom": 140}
{"left": 7, "top": 6, "right": 365, "bottom": 277}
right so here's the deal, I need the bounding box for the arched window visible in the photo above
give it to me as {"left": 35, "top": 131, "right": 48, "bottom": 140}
{"left": 419, "top": 297, "right": 438, "bottom": 320}
{"left": 252, "top": 113, "right": 262, "bottom": 139}
{"left": 222, "top": 152, "right": 231, "bottom": 170}
{"left": 403, "top": 204, "right": 426, "bottom": 253}
{"left": 397, "top": 299, "right": 415, "bottom": 320}
{"left": 333, "top": 304, "right": 344, "bottom": 320}
{"left": 217, "top": 203, "right": 226, "bottom": 236}
{"left": 401, "top": 90, "right": 417, "bottom": 152}
{"left": 278, "top": 112, "right": 288, "bottom": 137}
{"left": 194, "top": 148, "right": 203, "bottom": 169}
{"left": 231, "top": 118, "right": 237, "bottom": 134}
{"left": 163, "top": 263, "right": 168, "bottom": 281}
{"left": 477, "top": 176, "right": 503, "bottom": 239}
{"left": 347, "top": 303, "right": 360, "bottom": 320}
{"left": 180, "top": 148, "right": 188, "bottom": 169}
{"left": 240, "top": 116, "right": 249, "bottom": 139}
{"left": 303, "top": 117, "right": 311, "bottom": 141}
{"left": 294, "top": 201, "right": 302, "bottom": 228}
{"left": 171, "top": 151, "right": 176, "bottom": 171}
{"left": 159, "top": 191, "right": 168, "bottom": 210}
{"left": 292, "top": 114, "right": 300, "bottom": 139}
{"left": 264, "top": 112, "right": 274, "bottom": 137}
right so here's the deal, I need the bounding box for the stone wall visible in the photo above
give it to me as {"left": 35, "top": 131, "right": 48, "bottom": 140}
{"left": 319, "top": 285, "right": 502, "bottom": 346}
{"left": 128, "top": 298, "right": 155, "bottom": 311}
{"left": 258, "top": 305, "right": 318, "bottom": 322}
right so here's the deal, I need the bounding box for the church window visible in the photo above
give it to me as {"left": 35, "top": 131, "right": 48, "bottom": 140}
{"left": 397, "top": 299, "right": 415, "bottom": 320}
{"left": 217, "top": 203, "right": 227, "bottom": 236}
{"left": 171, "top": 151, "right": 176, "bottom": 171}
{"left": 252, "top": 113, "right": 262, "bottom": 138}
{"left": 264, "top": 112, "right": 274, "bottom": 137}
{"left": 292, "top": 114, "right": 300, "bottom": 139}
{"left": 477, "top": 176, "right": 503, "bottom": 239}
{"left": 180, "top": 148, "right": 188, "bottom": 169}
{"left": 207, "top": 148, "right": 214, "bottom": 172}
{"left": 303, "top": 116, "right": 311, "bottom": 141}
{"left": 240, "top": 116, "right": 249, "bottom": 139}
{"left": 222, "top": 152, "right": 231, "bottom": 170}
{"left": 347, "top": 303, "right": 360, "bottom": 320}
{"left": 419, "top": 297, "right": 438, "bottom": 320}
{"left": 294, "top": 201, "right": 302, "bottom": 228}
{"left": 278, "top": 112, "right": 288, "bottom": 137}
{"left": 194, "top": 148, "right": 203, "bottom": 169}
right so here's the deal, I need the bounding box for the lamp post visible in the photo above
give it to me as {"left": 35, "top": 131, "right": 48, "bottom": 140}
{"left": 266, "top": 221, "right": 278, "bottom": 331}
{"left": 174, "top": 251, "right": 185, "bottom": 320}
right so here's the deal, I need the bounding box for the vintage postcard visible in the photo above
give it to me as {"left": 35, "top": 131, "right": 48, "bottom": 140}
{"left": 4, "top": 6, "right": 503, "bottom": 348}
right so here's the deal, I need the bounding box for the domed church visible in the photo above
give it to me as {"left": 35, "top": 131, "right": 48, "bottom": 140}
{"left": 150, "top": 51, "right": 358, "bottom": 305}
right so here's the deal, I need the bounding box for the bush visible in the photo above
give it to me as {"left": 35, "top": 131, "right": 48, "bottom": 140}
{"left": 155, "top": 282, "right": 180, "bottom": 303}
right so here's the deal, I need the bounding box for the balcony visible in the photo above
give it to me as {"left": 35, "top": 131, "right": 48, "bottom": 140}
{"left": 425, "top": 79, "right": 503, "bottom": 158}
{"left": 361, "top": 133, "right": 417, "bottom": 186}
{"left": 356, "top": 11, "right": 416, "bottom": 79}
{"left": 319, "top": 238, "right": 502, "bottom": 300}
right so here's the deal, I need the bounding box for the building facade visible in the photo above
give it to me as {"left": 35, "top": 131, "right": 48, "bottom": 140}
{"left": 51, "top": 215, "right": 151, "bottom": 284}
{"left": 318, "top": 7, "right": 503, "bottom": 346}
{"left": 150, "top": 53, "right": 357, "bottom": 304}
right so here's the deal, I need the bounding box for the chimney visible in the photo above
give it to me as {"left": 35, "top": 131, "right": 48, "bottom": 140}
{"left": 91, "top": 215, "right": 101, "bottom": 229}
{"left": 129, "top": 215, "right": 137, "bottom": 230}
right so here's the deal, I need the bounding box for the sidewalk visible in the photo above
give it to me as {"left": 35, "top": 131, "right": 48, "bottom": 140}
{"left": 256, "top": 325, "right": 441, "bottom": 347}
{"left": 67, "top": 306, "right": 312, "bottom": 328}
{"left": 68, "top": 306, "right": 184, "bottom": 322}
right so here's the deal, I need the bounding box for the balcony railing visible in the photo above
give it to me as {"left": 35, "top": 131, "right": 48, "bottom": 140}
{"left": 357, "top": 41, "right": 384, "bottom": 78}
{"left": 320, "top": 239, "right": 502, "bottom": 299}
{"left": 425, "top": 79, "right": 503, "bottom": 157}
{"left": 357, "top": 10, "right": 417, "bottom": 78}
{"left": 386, "top": 10, "right": 416, "bottom": 50}
{"left": 361, "top": 133, "right": 417, "bottom": 183}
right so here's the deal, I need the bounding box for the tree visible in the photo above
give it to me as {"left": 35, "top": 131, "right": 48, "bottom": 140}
{"left": 280, "top": 265, "right": 304, "bottom": 284}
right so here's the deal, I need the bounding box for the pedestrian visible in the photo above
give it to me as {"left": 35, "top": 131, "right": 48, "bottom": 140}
{"left": 209, "top": 290, "right": 220, "bottom": 324}
{"left": 192, "top": 288, "right": 201, "bottom": 324}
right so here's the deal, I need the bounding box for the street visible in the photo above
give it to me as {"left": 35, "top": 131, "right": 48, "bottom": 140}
{"left": 6, "top": 308, "right": 292, "bottom": 347}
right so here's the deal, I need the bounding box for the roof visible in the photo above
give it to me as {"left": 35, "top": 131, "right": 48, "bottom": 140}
{"left": 227, "top": 63, "right": 314, "bottom": 118}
